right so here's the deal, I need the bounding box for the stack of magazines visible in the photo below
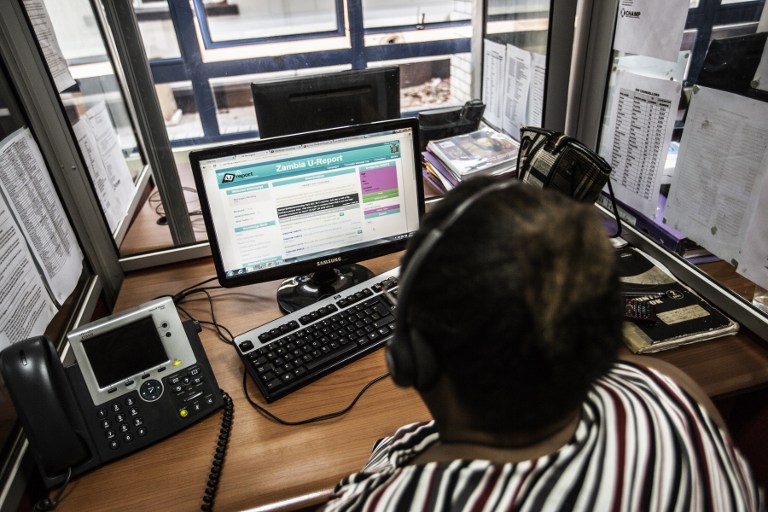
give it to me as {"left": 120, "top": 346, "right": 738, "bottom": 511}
{"left": 422, "top": 127, "right": 520, "bottom": 192}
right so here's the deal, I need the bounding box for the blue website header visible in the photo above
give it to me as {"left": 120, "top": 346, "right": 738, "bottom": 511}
{"left": 216, "top": 140, "right": 402, "bottom": 189}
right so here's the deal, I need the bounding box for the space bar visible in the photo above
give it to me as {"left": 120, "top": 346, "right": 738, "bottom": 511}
{"left": 305, "top": 342, "right": 361, "bottom": 371}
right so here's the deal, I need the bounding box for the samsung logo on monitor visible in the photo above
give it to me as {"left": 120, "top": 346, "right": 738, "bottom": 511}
{"left": 317, "top": 257, "right": 342, "bottom": 267}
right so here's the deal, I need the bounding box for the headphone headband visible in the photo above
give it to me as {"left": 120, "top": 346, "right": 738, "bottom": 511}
{"left": 387, "top": 179, "right": 518, "bottom": 389}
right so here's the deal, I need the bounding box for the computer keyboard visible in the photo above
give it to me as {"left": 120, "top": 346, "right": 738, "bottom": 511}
{"left": 234, "top": 267, "right": 400, "bottom": 402}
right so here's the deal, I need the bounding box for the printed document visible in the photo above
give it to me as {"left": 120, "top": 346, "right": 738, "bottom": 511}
{"left": 482, "top": 39, "right": 506, "bottom": 130}
{"left": 0, "top": 195, "right": 57, "bottom": 350}
{"left": 502, "top": 44, "right": 531, "bottom": 140}
{"left": 604, "top": 70, "right": 679, "bottom": 218}
{"left": 613, "top": 0, "right": 688, "bottom": 63}
{"left": 73, "top": 102, "right": 136, "bottom": 232}
{"left": 0, "top": 129, "right": 83, "bottom": 304}
{"left": 733, "top": 154, "right": 768, "bottom": 289}
{"left": 664, "top": 87, "right": 768, "bottom": 265}
{"left": 22, "top": 0, "right": 76, "bottom": 92}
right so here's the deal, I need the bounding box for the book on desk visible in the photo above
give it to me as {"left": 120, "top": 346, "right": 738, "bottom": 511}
{"left": 422, "top": 127, "right": 519, "bottom": 192}
{"left": 618, "top": 246, "right": 739, "bottom": 354}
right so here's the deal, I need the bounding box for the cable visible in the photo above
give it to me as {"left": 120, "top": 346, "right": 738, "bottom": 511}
{"left": 605, "top": 178, "right": 624, "bottom": 238}
{"left": 172, "top": 277, "right": 219, "bottom": 302}
{"left": 33, "top": 467, "right": 73, "bottom": 511}
{"left": 242, "top": 370, "right": 390, "bottom": 426}
{"left": 172, "top": 288, "right": 235, "bottom": 346}
{"left": 201, "top": 390, "right": 234, "bottom": 511}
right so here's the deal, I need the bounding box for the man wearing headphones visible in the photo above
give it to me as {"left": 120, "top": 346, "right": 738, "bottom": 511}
{"left": 325, "top": 176, "right": 761, "bottom": 511}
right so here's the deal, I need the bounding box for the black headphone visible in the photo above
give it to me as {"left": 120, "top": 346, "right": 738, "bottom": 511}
{"left": 386, "top": 179, "right": 519, "bottom": 390}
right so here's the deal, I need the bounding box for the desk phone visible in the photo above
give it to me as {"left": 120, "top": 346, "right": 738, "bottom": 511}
{"left": 0, "top": 297, "right": 225, "bottom": 488}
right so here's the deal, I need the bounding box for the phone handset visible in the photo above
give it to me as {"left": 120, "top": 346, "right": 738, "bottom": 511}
{"left": 0, "top": 336, "right": 96, "bottom": 479}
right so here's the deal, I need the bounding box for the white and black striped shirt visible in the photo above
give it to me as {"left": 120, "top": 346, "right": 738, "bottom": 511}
{"left": 326, "top": 362, "right": 762, "bottom": 511}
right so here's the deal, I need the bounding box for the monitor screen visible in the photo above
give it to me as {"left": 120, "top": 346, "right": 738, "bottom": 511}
{"left": 190, "top": 118, "right": 424, "bottom": 312}
{"left": 252, "top": 67, "right": 401, "bottom": 139}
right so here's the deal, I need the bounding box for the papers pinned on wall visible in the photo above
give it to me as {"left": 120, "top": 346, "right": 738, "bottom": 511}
{"left": 0, "top": 128, "right": 83, "bottom": 307}
{"left": 601, "top": 70, "right": 680, "bottom": 219}
{"left": 613, "top": 0, "right": 689, "bottom": 63}
{"left": 482, "top": 40, "right": 545, "bottom": 139}
{"left": 663, "top": 86, "right": 768, "bottom": 289}
{"left": 21, "top": 0, "right": 76, "bottom": 93}
{"left": 73, "top": 101, "right": 136, "bottom": 233}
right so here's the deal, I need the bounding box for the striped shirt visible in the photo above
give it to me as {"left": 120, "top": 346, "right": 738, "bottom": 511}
{"left": 325, "top": 361, "right": 762, "bottom": 511}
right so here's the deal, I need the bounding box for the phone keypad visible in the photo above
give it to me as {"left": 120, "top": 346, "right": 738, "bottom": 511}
{"left": 96, "top": 393, "right": 146, "bottom": 450}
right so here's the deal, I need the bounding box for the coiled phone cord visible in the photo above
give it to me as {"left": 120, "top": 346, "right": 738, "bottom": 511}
{"left": 202, "top": 390, "right": 234, "bottom": 511}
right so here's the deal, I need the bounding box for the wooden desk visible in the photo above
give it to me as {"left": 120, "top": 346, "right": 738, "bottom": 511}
{"left": 55, "top": 254, "right": 768, "bottom": 511}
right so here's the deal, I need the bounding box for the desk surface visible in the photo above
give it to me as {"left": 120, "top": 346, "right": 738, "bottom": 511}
{"left": 56, "top": 254, "right": 768, "bottom": 511}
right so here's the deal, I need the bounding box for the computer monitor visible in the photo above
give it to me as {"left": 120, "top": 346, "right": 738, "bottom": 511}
{"left": 251, "top": 67, "right": 401, "bottom": 139}
{"left": 190, "top": 118, "right": 424, "bottom": 313}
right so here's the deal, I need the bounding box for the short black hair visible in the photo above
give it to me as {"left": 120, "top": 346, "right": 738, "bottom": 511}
{"left": 401, "top": 175, "right": 623, "bottom": 433}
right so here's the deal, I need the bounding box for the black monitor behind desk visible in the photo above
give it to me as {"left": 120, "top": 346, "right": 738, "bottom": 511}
{"left": 52, "top": 254, "right": 768, "bottom": 511}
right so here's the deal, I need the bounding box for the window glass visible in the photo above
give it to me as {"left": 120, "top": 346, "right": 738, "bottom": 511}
{"left": 201, "top": 0, "right": 339, "bottom": 43}
{"left": 134, "top": 1, "right": 181, "bottom": 60}
{"left": 159, "top": 81, "right": 204, "bottom": 142}
{"left": 210, "top": 76, "right": 258, "bottom": 135}
{"left": 594, "top": 1, "right": 768, "bottom": 314}
{"left": 486, "top": 0, "right": 550, "bottom": 49}
{"left": 362, "top": 0, "right": 470, "bottom": 28}
{"left": 43, "top": 0, "right": 143, "bottom": 163}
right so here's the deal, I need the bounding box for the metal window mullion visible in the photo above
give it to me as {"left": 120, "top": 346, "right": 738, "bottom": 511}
{"left": 347, "top": 0, "right": 367, "bottom": 68}
{"left": 101, "top": 0, "right": 195, "bottom": 246}
{"left": 168, "top": 0, "right": 221, "bottom": 139}
{"left": 543, "top": 0, "right": 579, "bottom": 133}
{"left": 568, "top": 0, "right": 619, "bottom": 148}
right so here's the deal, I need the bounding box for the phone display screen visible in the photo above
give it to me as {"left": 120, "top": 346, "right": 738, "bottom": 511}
{"left": 80, "top": 316, "right": 170, "bottom": 389}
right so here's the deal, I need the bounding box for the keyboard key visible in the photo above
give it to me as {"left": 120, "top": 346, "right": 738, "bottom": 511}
{"left": 306, "top": 341, "right": 360, "bottom": 371}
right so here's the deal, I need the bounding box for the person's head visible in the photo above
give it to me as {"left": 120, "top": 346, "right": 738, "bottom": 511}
{"left": 387, "top": 175, "right": 622, "bottom": 438}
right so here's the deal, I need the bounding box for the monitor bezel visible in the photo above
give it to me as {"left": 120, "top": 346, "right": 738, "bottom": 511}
{"left": 251, "top": 66, "right": 401, "bottom": 139}
{"left": 189, "top": 117, "right": 424, "bottom": 289}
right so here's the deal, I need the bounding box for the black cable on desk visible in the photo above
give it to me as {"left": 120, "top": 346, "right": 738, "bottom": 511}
{"left": 242, "top": 370, "right": 390, "bottom": 426}
{"left": 162, "top": 281, "right": 235, "bottom": 346}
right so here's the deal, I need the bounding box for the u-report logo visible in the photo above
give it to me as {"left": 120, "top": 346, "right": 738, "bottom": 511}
{"left": 222, "top": 173, "right": 236, "bottom": 183}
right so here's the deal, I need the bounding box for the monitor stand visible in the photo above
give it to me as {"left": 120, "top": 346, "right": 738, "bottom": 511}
{"left": 276, "top": 264, "right": 374, "bottom": 313}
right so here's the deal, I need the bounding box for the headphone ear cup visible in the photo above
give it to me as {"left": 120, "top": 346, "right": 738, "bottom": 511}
{"left": 386, "top": 326, "right": 438, "bottom": 390}
{"left": 386, "top": 333, "right": 415, "bottom": 388}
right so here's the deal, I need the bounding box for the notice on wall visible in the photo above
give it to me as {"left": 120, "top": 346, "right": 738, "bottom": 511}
{"left": 482, "top": 39, "right": 507, "bottom": 130}
{"left": 664, "top": 87, "right": 768, "bottom": 265}
{"left": 73, "top": 102, "right": 136, "bottom": 233}
{"left": 613, "top": 0, "right": 689, "bottom": 63}
{"left": 21, "top": 0, "right": 76, "bottom": 93}
{"left": 0, "top": 195, "right": 57, "bottom": 350}
{"left": 527, "top": 52, "right": 546, "bottom": 129}
{"left": 502, "top": 45, "right": 531, "bottom": 140}
{"left": 0, "top": 128, "right": 83, "bottom": 305}
{"left": 500, "top": 45, "right": 546, "bottom": 140}
{"left": 738, "top": 159, "right": 768, "bottom": 289}
{"left": 604, "top": 71, "right": 679, "bottom": 218}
